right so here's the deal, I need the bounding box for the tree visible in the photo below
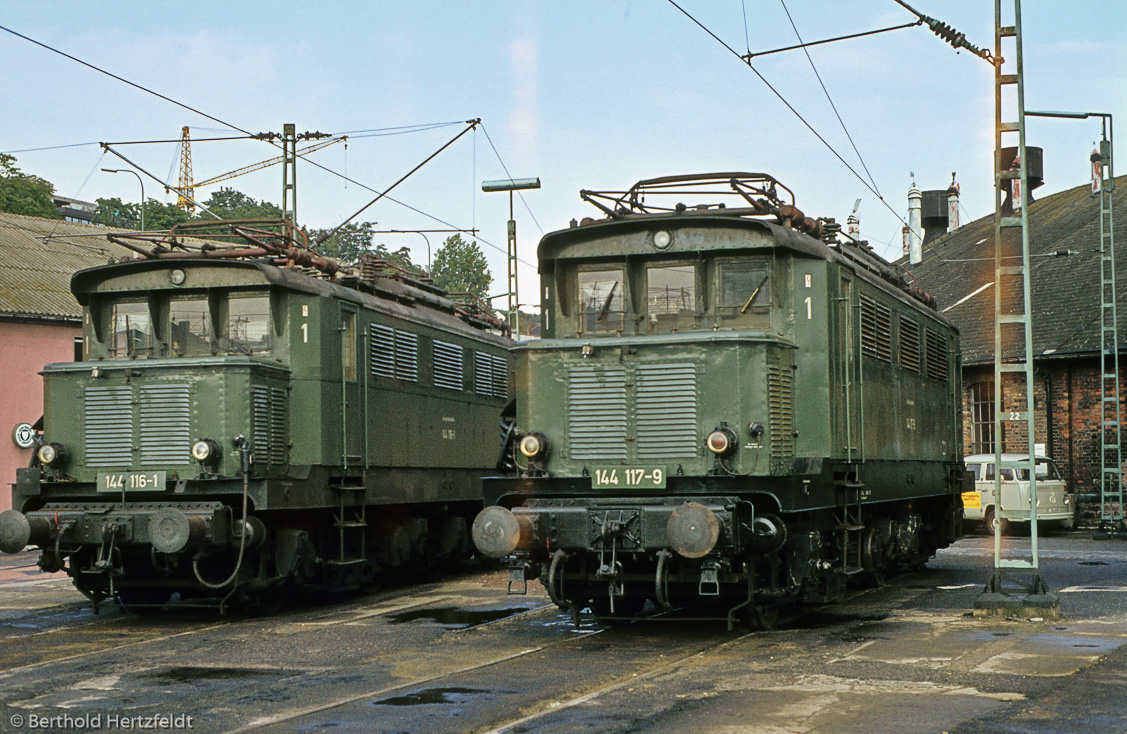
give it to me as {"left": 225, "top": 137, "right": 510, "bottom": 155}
{"left": 431, "top": 234, "right": 491, "bottom": 300}
{"left": 197, "top": 187, "right": 283, "bottom": 220}
{"left": 307, "top": 221, "right": 378, "bottom": 263}
{"left": 0, "top": 153, "right": 59, "bottom": 219}
{"left": 94, "top": 197, "right": 192, "bottom": 230}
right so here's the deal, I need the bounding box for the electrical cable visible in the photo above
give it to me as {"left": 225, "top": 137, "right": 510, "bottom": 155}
{"left": 0, "top": 24, "right": 535, "bottom": 271}
{"left": 479, "top": 123, "right": 544, "bottom": 235}
{"left": 664, "top": 0, "right": 912, "bottom": 233}
{"left": 0, "top": 24, "right": 255, "bottom": 137}
{"left": 778, "top": 0, "right": 881, "bottom": 197}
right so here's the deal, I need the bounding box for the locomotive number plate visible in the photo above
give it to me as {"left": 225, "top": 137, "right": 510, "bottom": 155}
{"left": 97, "top": 471, "right": 167, "bottom": 492}
{"left": 591, "top": 466, "right": 666, "bottom": 489}
{"left": 961, "top": 491, "right": 981, "bottom": 509}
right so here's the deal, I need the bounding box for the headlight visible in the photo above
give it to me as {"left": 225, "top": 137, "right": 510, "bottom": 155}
{"left": 706, "top": 427, "right": 737, "bottom": 457}
{"left": 191, "top": 438, "right": 221, "bottom": 464}
{"left": 518, "top": 432, "right": 550, "bottom": 460}
{"left": 37, "top": 442, "right": 68, "bottom": 466}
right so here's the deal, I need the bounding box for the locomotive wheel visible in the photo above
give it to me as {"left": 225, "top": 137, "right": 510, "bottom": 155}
{"left": 984, "top": 508, "right": 1009, "bottom": 537}
{"left": 114, "top": 588, "right": 171, "bottom": 615}
{"left": 862, "top": 527, "right": 888, "bottom": 587}
{"left": 749, "top": 603, "right": 779, "bottom": 631}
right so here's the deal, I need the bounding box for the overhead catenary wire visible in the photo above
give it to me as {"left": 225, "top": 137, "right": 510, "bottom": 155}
{"left": 0, "top": 24, "right": 538, "bottom": 273}
{"left": 479, "top": 123, "right": 544, "bottom": 235}
{"left": 778, "top": 0, "right": 881, "bottom": 197}
{"left": 664, "top": 0, "right": 913, "bottom": 234}
{"left": 0, "top": 24, "right": 255, "bottom": 137}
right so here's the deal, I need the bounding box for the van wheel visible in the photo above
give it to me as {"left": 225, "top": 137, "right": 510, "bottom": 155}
{"left": 984, "top": 508, "right": 1009, "bottom": 536}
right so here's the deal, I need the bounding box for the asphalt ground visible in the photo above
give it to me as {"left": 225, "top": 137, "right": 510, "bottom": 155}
{"left": 0, "top": 530, "right": 1124, "bottom": 734}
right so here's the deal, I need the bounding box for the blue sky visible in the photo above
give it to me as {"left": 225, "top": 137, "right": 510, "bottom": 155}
{"left": 2, "top": 1, "right": 1123, "bottom": 310}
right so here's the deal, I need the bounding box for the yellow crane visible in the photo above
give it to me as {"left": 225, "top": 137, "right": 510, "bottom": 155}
{"left": 173, "top": 131, "right": 347, "bottom": 212}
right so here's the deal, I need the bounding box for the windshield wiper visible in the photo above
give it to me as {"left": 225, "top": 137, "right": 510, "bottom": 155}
{"left": 740, "top": 275, "right": 770, "bottom": 314}
{"left": 596, "top": 281, "right": 620, "bottom": 322}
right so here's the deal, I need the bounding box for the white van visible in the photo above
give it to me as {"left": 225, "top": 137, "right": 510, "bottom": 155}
{"left": 962, "top": 454, "right": 1075, "bottom": 534}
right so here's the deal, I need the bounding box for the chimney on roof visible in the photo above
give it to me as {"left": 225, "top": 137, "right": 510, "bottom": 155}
{"left": 1000, "top": 146, "right": 1043, "bottom": 214}
{"left": 908, "top": 177, "right": 923, "bottom": 265}
{"left": 846, "top": 212, "right": 859, "bottom": 239}
{"left": 1092, "top": 148, "right": 1103, "bottom": 195}
{"left": 947, "top": 173, "right": 960, "bottom": 231}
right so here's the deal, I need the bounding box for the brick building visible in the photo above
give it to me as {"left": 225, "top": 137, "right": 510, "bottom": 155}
{"left": 909, "top": 174, "right": 1127, "bottom": 520}
{"left": 0, "top": 212, "right": 134, "bottom": 511}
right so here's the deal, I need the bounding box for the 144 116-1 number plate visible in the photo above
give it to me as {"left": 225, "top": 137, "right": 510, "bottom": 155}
{"left": 591, "top": 466, "right": 666, "bottom": 489}
{"left": 97, "top": 471, "right": 167, "bottom": 492}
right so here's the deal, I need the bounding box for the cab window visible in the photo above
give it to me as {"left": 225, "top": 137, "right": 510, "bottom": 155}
{"left": 227, "top": 294, "right": 272, "bottom": 355}
{"left": 646, "top": 263, "right": 697, "bottom": 333}
{"left": 578, "top": 268, "right": 624, "bottom": 333}
{"left": 169, "top": 297, "right": 213, "bottom": 356}
{"left": 717, "top": 260, "right": 770, "bottom": 326}
{"left": 111, "top": 300, "right": 153, "bottom": 358}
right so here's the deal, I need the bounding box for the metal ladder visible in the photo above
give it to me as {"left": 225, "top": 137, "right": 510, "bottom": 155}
{"left": 835, "top": 473, "right": 865, "bottom": 576}
{"left": 1095, "top": 127, "right": 1125, "bottom": 537}
{"left": 978, "top": 0, "right": 1054, "bottom": 612}
{"left": 328, "top": 485, "right": 368, "bottom": 568}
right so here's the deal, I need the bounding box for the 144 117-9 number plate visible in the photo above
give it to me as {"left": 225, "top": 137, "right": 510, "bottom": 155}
{"left": 97, "top": 471, "right": 167, "bottom": 492}
{"left": 591, "top": 466, "right": 666, "bottom": 489}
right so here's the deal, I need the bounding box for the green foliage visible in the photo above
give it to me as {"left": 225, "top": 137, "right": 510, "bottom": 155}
{"left": 0, "top": 153, "right": 60, "bottom": 219}
{"left": 94, "top": 197, "right": 191, "bottom": 230}
{"left": 431, "top": 234, "right": 491, "bottom": 300}
{"left": 307, "top": 221, "right": 377, "bottom": 263}
{"left": 198, "top": 187, "right": 283, "bottom": 220}
{"left": 307, "top": 221, "right": 427, "bottom": 275}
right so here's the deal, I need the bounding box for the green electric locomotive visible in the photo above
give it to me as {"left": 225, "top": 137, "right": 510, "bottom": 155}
{"left": 0, "top": 220, "right": 512, "bottom": 613}
{"left": 472, "top": 173, "right": 965, "bottom": 626}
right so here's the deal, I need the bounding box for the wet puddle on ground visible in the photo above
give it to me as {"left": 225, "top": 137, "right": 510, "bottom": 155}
{"left": 386, "top": 604, "right": 537, "bottom": 629}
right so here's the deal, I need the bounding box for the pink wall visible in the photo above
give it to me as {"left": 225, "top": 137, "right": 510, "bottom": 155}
{"left": 1, "top": 321, "right": 79, "bottom": 512}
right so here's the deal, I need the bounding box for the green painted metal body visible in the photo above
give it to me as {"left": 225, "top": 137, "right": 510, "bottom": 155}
{"left": 493, "top": 216, "right": 963, "bottom": 505}
{"left": 7, "top": 255, "right": 511, "bottom": 607}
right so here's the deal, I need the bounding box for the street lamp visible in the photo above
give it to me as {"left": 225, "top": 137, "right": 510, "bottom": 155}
{"left": 101, "top": 168, "right": 145, "bottom": 231}
{"left": 1027, "top": 110, "right": 1120, "bottom": 537}
{"left": 482, "top": 177, "right": 540, "bottom": 336}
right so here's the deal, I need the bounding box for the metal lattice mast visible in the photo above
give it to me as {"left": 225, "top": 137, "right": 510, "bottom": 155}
{"left": 1096, "top": 120, "right": 1124, "bottom": 533}
{"left": 976, "top": 0, "right": 1057, "bottom": 616}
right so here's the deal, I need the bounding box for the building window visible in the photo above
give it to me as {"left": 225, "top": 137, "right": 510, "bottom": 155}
{"left": 970, "top": 381, "right": 996, "bottom": 454}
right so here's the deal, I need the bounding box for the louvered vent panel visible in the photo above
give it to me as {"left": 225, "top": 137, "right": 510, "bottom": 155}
{"left": 860, "top": 295, "right": 892, "bottom": 362}
{"left": 433, "top": 340, "right": 464, "bottom": 391}
{"left": 926, "top": 329, "right": 949, "bottom": 381}
{"left": 139, "top": 383, "right": 190, "bottom": 465}
{"left": 268, "top": 386, "right": 287, "bottom": 465}
{"left": 369, "top": 324, "right": 395, "bottom": 378}
{"left": 85, "top": 386, "right": 134, "bottom": 467}
{"left": 475, "top": 351, "right": 494, "bottom": 395}
{"left": 252, "top": 385, "right": 288, "bottom": 466}
{"left": 768, "top": 364, "right": 795, "bottom": 471}
{"left": 635, "top": 364, "right": 698, "bottom": 459}
{"left": 567, "top": 367, "right": 628, "bottom": 460}
{"left": 394, "top": 331, "right": 419, "bottom": 382}
{"left": 899, "top": 316, "right": 921, "bottom": 372}
{"left": 491, "top": 354, "right": 509, "bottom": 400}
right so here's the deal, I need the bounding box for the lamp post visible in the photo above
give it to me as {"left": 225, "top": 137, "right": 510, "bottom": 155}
{"left": 1027, "top": 110, "right": 1120, "bottom": 536}
{"left": 482, "top": 177, "right": 540, "bottom": 336}
{"left": 101, "top": 168, "right": 145, "bottom": 231}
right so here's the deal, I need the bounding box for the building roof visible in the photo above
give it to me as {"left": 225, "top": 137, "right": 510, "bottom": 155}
{"left": 0, "top": 212, "right": 137, "bottom": 323}
{"left": 907, "top": 175, "right": 1127, "bottom": 365}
